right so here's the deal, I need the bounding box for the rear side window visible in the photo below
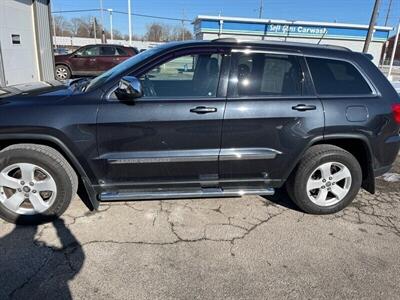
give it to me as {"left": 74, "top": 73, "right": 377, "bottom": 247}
{"left": 100, "top": 46, "right": 117, "bottom": 56}
{"left": 307, "top": 57, "right": 372, "bottom": 96}
{"left": 235, "top": 53, "right": 303, "bottom": 97}
{"left": 116, "top": 47, "right": 128, "bottom": 56}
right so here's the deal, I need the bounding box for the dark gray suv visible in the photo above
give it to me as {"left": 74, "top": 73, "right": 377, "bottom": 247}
{"left": 0, "top": 39, "right": 399, "bottom": 224}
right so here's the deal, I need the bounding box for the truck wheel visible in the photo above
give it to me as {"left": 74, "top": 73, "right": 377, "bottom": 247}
{"left": 286, "top": 144, "right": 362, "bottom": 214}
{"left": 0, "top": 144, "right": 78, "bottom": 224}
{"left": 55, "top": 65, "right": 71, "bottom": 80}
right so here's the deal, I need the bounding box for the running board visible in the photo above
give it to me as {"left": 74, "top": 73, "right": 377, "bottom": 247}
{"left": 99, "top": 188, "right": 275, "bottom": 201}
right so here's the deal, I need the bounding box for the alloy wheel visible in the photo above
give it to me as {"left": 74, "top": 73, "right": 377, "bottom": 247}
{"left": 306, "top": 162, "right": 352, "bottom": 206}
{"left": 0, "top": 163, "right": 57, "bottom": 215}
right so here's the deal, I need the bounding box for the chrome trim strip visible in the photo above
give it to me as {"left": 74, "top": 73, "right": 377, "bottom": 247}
{"left": 106, "top": 149, "right": 219, "bottom": 164}
{"left": 99, "top": 188, "right": 275, "bottom": 201}
{"left": 106, "top": 148, "right": 280, "bottom": 164}
{"left": 109, "top": 156, "right": 217, "bottom": 164}
{"left": 220, "top": 148, "right": 281, "bottom": 161}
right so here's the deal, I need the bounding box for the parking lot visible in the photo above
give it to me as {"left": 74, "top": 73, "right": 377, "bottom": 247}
{"left": 1, "top": 156, "right": 400, "bottom": 299}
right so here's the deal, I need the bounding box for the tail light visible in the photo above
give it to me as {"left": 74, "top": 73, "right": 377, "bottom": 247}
{"left": 392, "top": 104, "right": 400, "bottom": 124}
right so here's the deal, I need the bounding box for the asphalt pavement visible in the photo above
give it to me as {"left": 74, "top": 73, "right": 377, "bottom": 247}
{"left": 1, "top": 158, "right": 400, "bottom": 299}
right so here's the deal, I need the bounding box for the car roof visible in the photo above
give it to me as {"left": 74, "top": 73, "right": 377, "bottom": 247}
{"left": 156, "top": 38, "right": 355, "bottom": 59}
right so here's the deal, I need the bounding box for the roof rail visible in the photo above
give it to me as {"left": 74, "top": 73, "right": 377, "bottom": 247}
{"left": 211, "top": 37, "right": 238, "bottom": 42}
{"left": 317, "top": 44, "right": 352, "bottom": 51}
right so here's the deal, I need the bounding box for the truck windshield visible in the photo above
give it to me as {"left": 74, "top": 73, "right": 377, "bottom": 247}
{"left": 85, "top": 45, "right": 167, "bottom": 92}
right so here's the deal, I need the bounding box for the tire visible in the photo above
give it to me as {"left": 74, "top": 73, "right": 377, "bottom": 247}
{"left": 0, "top": 144, "right": 78, "bottom": 224}
{"left": 286, "top": 144, "right": 362, "bottom": 214}
{"left": 55, "top": 64, "right": 71, "bottom": 80}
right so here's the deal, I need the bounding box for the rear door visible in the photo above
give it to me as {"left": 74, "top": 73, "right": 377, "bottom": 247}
{"left": 98, "top": 46, "right": 120, "bottom": 71}
{"left": 219, "top": 49, "right": 324, "bottom": 188}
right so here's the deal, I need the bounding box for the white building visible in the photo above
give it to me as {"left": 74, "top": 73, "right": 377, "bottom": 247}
{"left": 194, "top": 15, "right": 393, "bottom": 65}
{"left": 0, "top": 0, "right": 54, "bottom": 87}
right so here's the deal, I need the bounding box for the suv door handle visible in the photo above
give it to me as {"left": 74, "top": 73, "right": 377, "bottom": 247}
{"left": 292, "top": 104, "right": 317, "bottom": 111}
{"left": 190, "top": 106, "right": 217, "bottom": 114}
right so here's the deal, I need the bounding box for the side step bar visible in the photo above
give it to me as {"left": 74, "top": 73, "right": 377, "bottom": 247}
{"left": 99, "top": 188, "right": 274, "bottom": 201}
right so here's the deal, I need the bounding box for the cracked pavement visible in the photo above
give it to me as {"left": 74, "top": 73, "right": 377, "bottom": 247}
{"left": 1, "top": 160, "right": 400, "bottom": 299}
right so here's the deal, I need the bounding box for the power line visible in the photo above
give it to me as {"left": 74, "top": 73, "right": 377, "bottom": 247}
{"left": 51, "top": 8, "right": 191, "bottom": 22}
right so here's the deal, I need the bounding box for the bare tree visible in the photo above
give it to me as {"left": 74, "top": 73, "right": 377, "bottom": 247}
{"left": 53, "top": 15, "right": 72, "bottom": 36}
{"left": 70, "top": 17, "right": 88, "bottom": 37}
{"left": 170, "top": 26, "right": 193, "bottom": 41}
{"left": 144, "top": 22, "right": 172, "bottom": 42}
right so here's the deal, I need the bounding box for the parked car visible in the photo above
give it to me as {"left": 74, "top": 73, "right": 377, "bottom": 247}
{"left": 53, "top": 47, "right": 70, "bottom": 56}
{"left": 0, "top": 39, "right": 399, "bottom": 224}
{"left": 54, "top": 44, "right": 138, "bottom": 80}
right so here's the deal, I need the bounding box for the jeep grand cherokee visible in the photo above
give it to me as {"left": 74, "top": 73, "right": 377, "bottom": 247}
{"left": 0, "top": 39, "right": 399, "bottom": 224}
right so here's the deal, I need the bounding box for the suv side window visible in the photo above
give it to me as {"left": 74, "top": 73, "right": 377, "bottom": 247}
{"left": 235, "top": 53, "right": 303, "bottom": 97}
{"left": 79, "top": 46, "right": 100, "bottom": 56}
{"left": 139, "top": 53, "right": 223, "bottom": 97}
{"left": 100, "top": 46, "right": 117, "bottom": 56}
{"left": 116, "top": 47, "right": 127, "bottom": 56}
{"left": 306, "top": 57, "right": 372, "bottom": 95}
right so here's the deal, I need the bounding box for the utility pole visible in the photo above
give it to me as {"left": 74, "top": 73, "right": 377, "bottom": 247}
{"left": 388, "top": 20, "right": 400, "bottom": 80}
{"left": 52, "top": 14, "right": 57, "bottom": 48}
{"left": 100, "top": 0, "right": 105, "bottom": 43}
{"left": 363, "top": 0, "right": 381, "bottom": 53}
{"left": 108, "top": 9, "right": 113, "bottom": 41}
{"left": 182, "top": 9, "right": 185, "bottom": 40}
{"left": 258, "top": 0, "right": 263, "bottom": 19}
{"left": 93, "top": 17, "right": 97, "bottom": 44}
{"left": 384, "top": 0, "right": 393, "bottom": 26}
{"left": 128, "top": 0, "right": 132, "bottom": 45}
{"left": 380, "top": 0, "right": 394, "bottom": 66}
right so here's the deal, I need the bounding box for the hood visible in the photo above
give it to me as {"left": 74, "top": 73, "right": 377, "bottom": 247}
{"left": 0, "top": 80, "right": 75, "bottom": 100}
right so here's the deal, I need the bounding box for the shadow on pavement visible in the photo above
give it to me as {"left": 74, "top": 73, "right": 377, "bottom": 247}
{"left": 0, "top": 218, "right": 84, "bottom": 300}
{"left": 262, "top": 188, "right": 302, "bottom": 212}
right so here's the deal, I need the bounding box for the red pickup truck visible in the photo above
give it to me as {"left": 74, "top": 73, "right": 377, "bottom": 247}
{"left": 54, "top": 44, "right": 138, "bottom": 80}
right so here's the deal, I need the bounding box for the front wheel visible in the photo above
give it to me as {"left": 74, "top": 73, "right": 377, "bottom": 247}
{"left": 286, "top": 144, "right": 362, "bottom": 214}
{"left": 0, "top": 144, "right": 78, "bottom": 224}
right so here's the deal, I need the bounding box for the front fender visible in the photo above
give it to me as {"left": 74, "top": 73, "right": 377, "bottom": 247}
{"left": 0, "top": 133, "right": 99, "bottom": 210}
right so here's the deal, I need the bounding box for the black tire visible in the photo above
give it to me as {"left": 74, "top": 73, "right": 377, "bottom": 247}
{"left": 286, "top": 144, "right": 362, "bottom": 214}
{"left": 55, "top": 64, "right": 71, "bottom": 80}
{"left": 0, "top": 144, "right": 78, "bottom": 224}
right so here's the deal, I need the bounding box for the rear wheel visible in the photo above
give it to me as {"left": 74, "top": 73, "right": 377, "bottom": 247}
{"left": 286, "top": 144, "right": 362, "bottom": 214}
{"left": 55, "top": 65, "right": 71, "bottom": 80}
{"left": 0, "top": 144, "right": 77, "bottom": 224}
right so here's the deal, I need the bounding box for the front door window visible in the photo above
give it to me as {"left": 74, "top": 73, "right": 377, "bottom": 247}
{"left": 139, "top": 53, "right": 223, "bottom": 98}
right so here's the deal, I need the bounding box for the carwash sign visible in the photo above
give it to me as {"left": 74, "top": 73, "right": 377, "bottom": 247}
{"left": 194, "top": 16, "right": 391, "bottom": 42}
{"left": 268, "top": 24, "right": 327, "bottom": 37}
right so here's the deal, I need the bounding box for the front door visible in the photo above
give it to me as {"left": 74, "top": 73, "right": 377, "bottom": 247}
{"left": 219, "top": 50, "right": 324, "bottom": 188}
{"left": 97, "top": 49, "right": 229, "bottom": 189}
{"left": 70, "top": 45, "right": 100, "bottom": 75}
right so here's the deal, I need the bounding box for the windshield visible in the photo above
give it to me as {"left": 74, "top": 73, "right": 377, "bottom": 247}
{"left": 85, "top": 45, "right": 168, "bottom": 92}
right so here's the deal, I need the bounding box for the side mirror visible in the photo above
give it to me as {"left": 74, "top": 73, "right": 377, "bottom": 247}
{"left": 115, "top": 76, "right": 143, "bottom": 101}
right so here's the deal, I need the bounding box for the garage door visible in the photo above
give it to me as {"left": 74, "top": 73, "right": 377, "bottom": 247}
{"left": 0, "top": 0, "right": 39, "bottom": 86}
